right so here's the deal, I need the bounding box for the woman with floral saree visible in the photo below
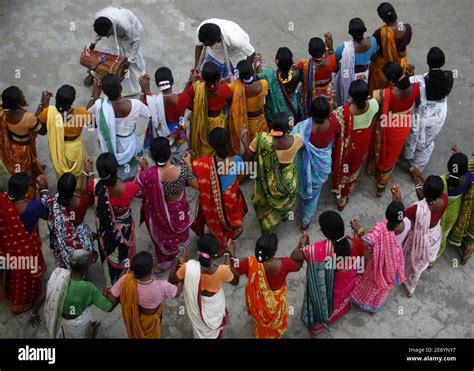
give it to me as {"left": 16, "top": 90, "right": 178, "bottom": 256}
{"left": 192, "top": 128, "right": 247, "bottom": 255}
{"left": 244, "top": 112, "right": 303, "bottom": 233}
{"left": 291, "top": 211, "right": 365, "bottom": 337}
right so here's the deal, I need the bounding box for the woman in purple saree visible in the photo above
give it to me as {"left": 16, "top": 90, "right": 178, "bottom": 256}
{"left": 137, "top": 138, "right": 199, "bottom": 272}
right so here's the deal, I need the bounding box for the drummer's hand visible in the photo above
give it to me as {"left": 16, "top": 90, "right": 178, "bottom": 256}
{"left": 83, "top": 156, "right": 94, "bottom": 173}
{"left": 92, "top": 79, "right": 102, "bottom": 98}
{"left": 36, "top": 175, "right": 48, "bottom": 190}
{"left": 139, "top": 74, "right": 151, "bottom": 93}
{"left": 87, "top": 43, "right": 96, "bottom": 51}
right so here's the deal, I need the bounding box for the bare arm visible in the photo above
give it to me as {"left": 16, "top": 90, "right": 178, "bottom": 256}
{"left": 195, "top": 45, "right": 204, "bottom": 68}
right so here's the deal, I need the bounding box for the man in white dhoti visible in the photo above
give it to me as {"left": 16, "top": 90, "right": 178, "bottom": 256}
{"left": 85, "top": 6, "right": 145, "bottom": 96}
{"left": 194, "top": 18, "right": 256, "bottom": 79}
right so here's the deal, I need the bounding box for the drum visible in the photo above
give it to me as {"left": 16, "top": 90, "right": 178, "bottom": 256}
{"left": 80, "top": 48, "right": 129, "bottom": 80}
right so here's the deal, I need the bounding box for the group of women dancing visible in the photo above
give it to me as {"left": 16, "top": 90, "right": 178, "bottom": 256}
{"left": 0, "top": 2, "right": 472, "bottom": 339}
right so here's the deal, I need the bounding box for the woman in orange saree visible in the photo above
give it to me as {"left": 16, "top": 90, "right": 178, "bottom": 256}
{"left": 228, "top": 233, "right": 302, "bottom": 338}
{"left": 191, "top": 128, "right": 248, "bottom": 255}
{"left": 366, "top": 62, "right": 420, "bottom": 196}
{"left": 0, "top": 87, "right": 47, "bottom": 199}
{"left": 368, "top": 2, "right": 412, "bottom": 94}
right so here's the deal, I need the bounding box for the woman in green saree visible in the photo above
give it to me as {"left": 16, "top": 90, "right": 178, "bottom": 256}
{"left": 437, "top": 149, "right": 472, "bottom": 259}
{"left": 257, "top": 47, "right": 304, "bottom": 125}
{"left": 447, "top": 147, "right": 474, "bottom": 264}
{"left": 243, "top": 112, "right": 303, "bottom": 233}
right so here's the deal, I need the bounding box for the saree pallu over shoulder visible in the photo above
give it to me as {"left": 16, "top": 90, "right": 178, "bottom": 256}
{"left": 252, "top": 132, "right": 298, "bottom": 233}
{"left": 44, "top": 267, "right": 71, "bottom": 338}
{"left": 138, "top": 166, "right": 191, "bottom": 270}
{"left": 119, "top": 273, "right": 162, "bottom": 339}
{"left": 183, "top": 260, "right": 227, "bottom": 338}
{"left": 189, "top": 82, "right": 227, "bottom": 158}
{"left": 301, "top": 241, "right": 334, "bottom": 331}
{"left": 46, "top": 105, "right": 85, "bottom": 180}
{"left": 368, "top": 25, "right": 408, "bottom": 93}
{"left": 245, "top": 256, "right": 289, "bottom": 339}
{"left": 331, "top": 105, "right": 354, "bottom": 192}
{"left": 449, "top": 160, "right": 474, "bottom": 262}
{"left": 192, "top": 156, "right": 247, "bottom": 250}
{"left": 291, "top": 119, "right": 332, "bottom": 226}
{"left": 228, "top": 80, "right": 248, "bottom": 155}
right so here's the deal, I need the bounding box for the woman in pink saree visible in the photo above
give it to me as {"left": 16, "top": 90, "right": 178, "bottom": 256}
{"left": 137, "top": 138, "right": 199, "bottom": 272}
{"left": 291, "top": 211, "right": 365, "bottom": 337}
{"left": 392, "top": 175, "right": 447, "bottom": 297}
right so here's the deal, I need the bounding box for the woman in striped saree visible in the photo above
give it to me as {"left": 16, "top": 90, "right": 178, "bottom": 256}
{"left": 291, "top": 211, "right": 365, "bottom": 337}
{"left": 449, "top": 152, "right": 474, "bottom": 264}
{"left": 350, "top": 201, "right": 409, "bottom": 314}
{"left": 244, "top": 113, "right": 303, "bottom": 233}
{"left": 0, "top": 173, "right": 47, "bottom": 314}
{"left": 438, "top": 151, "right": 472, "bottom": 258}
{"left": 192, "top": 128, "right": 247, "bottom": 255}
{"left": 227, "top": 233, "right": 303, "bottom": 338}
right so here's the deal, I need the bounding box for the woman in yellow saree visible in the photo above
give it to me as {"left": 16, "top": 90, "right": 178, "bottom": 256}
{"left": 187, "top": 62, "right": 232, "bottom": 158}
{"left": 38, "top": 85, "right": 92, "bottom": 188}
{"left": 368, "top": 2, "right": 412, "bottom": 94}
{"left": 109, "top": 251, "right": 182, "bottom": 339}
{"left": 228, "top": 60, "right": 269, "bottom": 155}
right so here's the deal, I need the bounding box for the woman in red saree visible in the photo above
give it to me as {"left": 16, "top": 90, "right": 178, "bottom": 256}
{"left": 291, "top": 211, "right": 365, "bottom": 337}
{"left": 332, "top": 80, "right": 379, "bottom": 210}
{"left": 191, "top": 128, "right": 248, "bottom": 255}
{"left": 137, "top": 138, "right": 198, "bottom": 272}
{"left": 366, "top": 61, "right": 420, "bottom": 196}
{"left": 0, "top": 173, "right": 47, "bottom": 314}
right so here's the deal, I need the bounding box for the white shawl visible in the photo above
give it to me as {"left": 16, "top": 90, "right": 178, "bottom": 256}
{"left": 146, "top": 94, "right": 170, "bottom": 137}
{"left": 335, "top": 41, "right": 355, "bottom": 107}
{"left": 183, "top": 260, "right": 226, "bottom": 339}
{"left": 44, "top": 268, "right": 71, "bottom": 338}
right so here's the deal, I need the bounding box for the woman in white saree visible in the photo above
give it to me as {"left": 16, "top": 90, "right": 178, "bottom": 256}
{"left": 169, "top": 234, "right": 237, "bottom": 338}
{"left": 87, "top": 75, "right": 150, "bottom": 181}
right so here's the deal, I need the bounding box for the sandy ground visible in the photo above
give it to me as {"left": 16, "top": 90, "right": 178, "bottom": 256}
{"left": 0, "top": 0, "right": 473, "bottom": 338}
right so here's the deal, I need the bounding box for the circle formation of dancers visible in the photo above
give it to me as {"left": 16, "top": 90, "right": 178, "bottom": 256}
{"left": 0, "top": 2, "right": 472, "bottom": 339}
